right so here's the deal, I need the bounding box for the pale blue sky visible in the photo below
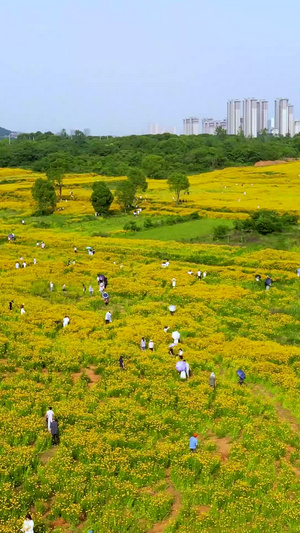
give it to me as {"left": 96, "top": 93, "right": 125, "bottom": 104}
{"left": 1, "top": 0, "right": 299, "bottom": 135}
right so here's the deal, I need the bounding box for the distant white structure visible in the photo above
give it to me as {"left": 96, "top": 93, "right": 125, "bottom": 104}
{"left": 288, "top": 105, "right": 295, "bottom": 137}
{"left": 83, "top": 128, "right": 91, "bottom": 136}
{"left": 274, "top": 98, "right": 295, "bottom": 136}
{"left": 183, "top": 117, "right": 199, "bottom": 135}
{"left": 227, "top": 100, "right": 242, "bottom": 135}
{"left": 295, "top": 120, "right": 300, "bottom": 135}
{"left": 202, "top": 118, "right": 227, "bottom": 135}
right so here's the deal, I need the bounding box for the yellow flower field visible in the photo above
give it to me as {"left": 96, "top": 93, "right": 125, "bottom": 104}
{"left": 0, "top": 165, "right": 300, "bottom": 532}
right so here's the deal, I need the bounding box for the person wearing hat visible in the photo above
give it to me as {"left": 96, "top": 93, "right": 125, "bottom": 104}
{"left": 189, "top": 433, "right": 198, "bottom": 452}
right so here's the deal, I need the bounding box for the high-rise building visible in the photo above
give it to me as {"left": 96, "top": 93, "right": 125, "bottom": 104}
{"left": 275, "top": 98, "right": 289, "bottom": 136}
{"left": 84, "top": 128, "right": 91, "bottom": 136}
{"left": 257, "top": 100, "right": 268, "bottom": 133}
{"left": 295, "top": 120, "right": 300, "bottom": 136}
{"left": 227, "top": 100, "right": 242, "bottom": 135}
{"left": 288, "top": 105, "right": 295, "bottom": 137}
{"left": 243, "top": 99, "right": 268, "bottom": 137}
{"left": 183, "top": 118, "right": 199, "bottom": 135}
{"left": 243, "top": 98, "right": 258, "bottom": 137}
{"left": 202, "top": 118, "right": 227, "bottom": 135}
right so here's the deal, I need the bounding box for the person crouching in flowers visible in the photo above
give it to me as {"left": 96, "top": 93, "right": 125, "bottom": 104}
{"left": 21, "top": 513, "right": 34, "bottom": 533}
{"left": 189, "top": 433, "right": 198, "bottom": 453}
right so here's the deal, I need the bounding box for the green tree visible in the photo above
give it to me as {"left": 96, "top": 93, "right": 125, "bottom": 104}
{"left": 167, "top": 172, "right": 190, "bottom": 202}
{"left": 91, "top": 181, "right": 114, "bottom": 215}
{"left": 46, "top": 165, "right": 66, "bottom": 200}
{"left": 142, "top": 155, "right": 166, "bottom": 179}
{"left": 31, "top": 178, "right": 57, "bottom": 214}
{"left": 115, "top": 181, "right": 136, "bottom": 211}
{"left": 128, "top": 167, "right": 148, "bottom": 192}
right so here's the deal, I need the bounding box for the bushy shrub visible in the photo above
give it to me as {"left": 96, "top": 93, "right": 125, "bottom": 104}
{"left": 234, "top": 210, "right": 298, "bottom": 235}
{"left": 213, "top": 224, "right": 230, "bottom": 240}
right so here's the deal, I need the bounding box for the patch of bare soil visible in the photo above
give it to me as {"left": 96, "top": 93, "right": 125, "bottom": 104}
{"left": 254, "top": 159, "right": 297, "bottom": 167}
{"left": 72, "top": 366, "right": 99, "bottom": 388}
{"left": 198, "top": 505, "right": 210, "bottom": 516}
{"left": 40, "top": 446, "right": 57, "bottom": 466}
{"left": 148, "top": 469, "right": 182, "bottom": 533}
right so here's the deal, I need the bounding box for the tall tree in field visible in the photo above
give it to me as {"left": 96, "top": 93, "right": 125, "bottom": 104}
{"left": 46, "top": 165, "right": 66, "bottom": 200}
{"left": 32, "top": 178, "right": 57, "bottom": 214}
{"left": 115, "top": 181, "right": 136, "bottom": 211}
{"left": 91, "top": 181, "right": 114, "bottom": 215}
{"left": 128, "top": 167, "right": 148, "bottom": 193}
{"left": 167, "top": 172, "right": 190, "bottom": 202}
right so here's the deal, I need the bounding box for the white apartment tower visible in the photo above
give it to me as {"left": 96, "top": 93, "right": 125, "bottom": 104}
{"left": 275, "top": 98, "right": 289, "bottom": 136}
{"left": 243, "top": 99, "right": 268, "bottom": 137}
{"left": 227, "top": 100, "right": 242, "bottom": 135}
{"left": 288, "top": 105, "right": 295, "bottom": 137}
{"left": 202, "top": 118, "right": 227, "bottom": 135}
{"left": 183, "top": 118, "right": 199, "bottom": 135}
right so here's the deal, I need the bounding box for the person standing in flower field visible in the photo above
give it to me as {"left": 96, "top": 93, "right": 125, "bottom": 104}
{"left": 119, "top": 355, "right": 124, "bottom": 369}
{"left": 297, "top": 267, "right": 300, "bottom": 277}
{"left": 140, "top": 337, "right": 146, "bottom": 350}
{"left": 209, "top": 372, "right": 216, "bottom": 389}
{"left": 21, "top": 513, "right": 34, "bottom": 533}
{"left": 105, "top": 310, "right": 112, "bottom": 324}
{"left": 45, "top": 407, "right": 54, "bottom": 432}
{"left": 50, "top": 417, "right": 59, "bottom": 445}
{"left": 15, "top": 261, "right": 20, "bottom": 269}
{"left": 197, "top": 269, "right": 201, "bottom": 280}
{"left": 82, "top": 283, "right": 86, "bottom": 293}
{"left": 189, "top": 433, "right": 198, "bottom": 452}
{"left": 148, "top": 339, "right": 154, "bottom": 351}
{"left": 62, "top": 316, "right": 70, "bottom": 327}
{"left": 202, "top": 271, "right": 207, "bottom": 279}
{"left": 172, "top": 278, "right": 176, "bottom": 288}
{"left": 9, "top": 301, "right": 13, "bottom": 311}
{"left": 89, "top": 285, "right": 94, "bottom": 296}
{"left": 41, "top": 242, "right": 45, "bottom": 249}
{"left": 265, "top": 275, "right": 272, "bottom": 290}
{"left": 20, "top": 304, "right": 26, "bottom": 315}
{"left": 50, "top": 281, "right": 54, "bottom": 292}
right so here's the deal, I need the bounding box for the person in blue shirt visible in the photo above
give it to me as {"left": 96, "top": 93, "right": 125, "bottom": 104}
{"left": 189, "top": 433, "right": 198, "bottom": 452}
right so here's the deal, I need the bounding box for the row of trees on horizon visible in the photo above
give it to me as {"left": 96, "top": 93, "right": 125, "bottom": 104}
{"left": 1, "top": 129, "right": 300, "bottom": 177}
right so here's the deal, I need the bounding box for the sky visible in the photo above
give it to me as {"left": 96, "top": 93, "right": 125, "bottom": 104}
{"left": 1, "top": 0, "right": 300, "bottom": 136}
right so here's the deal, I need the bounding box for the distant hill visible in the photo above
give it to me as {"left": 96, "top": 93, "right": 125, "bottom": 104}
{"left": 0, "top": 127, "right": 11, "bottom": 138}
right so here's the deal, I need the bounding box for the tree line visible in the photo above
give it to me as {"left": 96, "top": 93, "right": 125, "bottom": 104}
{"left": 1, "top": 129, "right": 300, "bottom": 177}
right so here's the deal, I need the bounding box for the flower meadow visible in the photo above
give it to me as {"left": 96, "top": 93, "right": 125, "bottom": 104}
{"left": 1, "top": 165, "right": 300, "bottom": 532}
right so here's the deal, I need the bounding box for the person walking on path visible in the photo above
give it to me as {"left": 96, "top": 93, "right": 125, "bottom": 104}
{"left": 189, "top": 433, "right": 198, "bottom": 452}
{"left": 50, "top": 418, "right": 59, "bottom": 445}
{"left": 15, "top": 261, "right": 20, "bottom": 269}
{"left": 209, "top": 372, "right": 216, "bottom": 389}
{"left": 265, "top": 276, "right": 272, "bottom": 290}
{"left": 9, "top": 301, "right": 13, "bottom": 311}
{"left": 119, "top": 356, "right": 124, "bottom": 369}
{"left": 45, "top": 407, "right": 54, "bottom": 432}
{"left": 50, "top": 281, "right": 54, "bottom": 292}
{"left": 89, "top": 285, "right": 94, "bottom": 296}
{"left": 197, "top": 270, "right": 201, "bottom": 280}
{"left": 140, "top": 337, "right": 146, "bottom": 350}
{"left": 82, "top": 284, "right": 86, "bottom": 293}
{"left": 184, "top": 360, "right": 190, "bottom": 378}
{"left": 202, "top": 271, "right": 207, "bottom": 279}
{"left": 20, "top": 305, "right": 26, "bottom": 315}
{"left": 41, "top": 242, "right": 45, "bottom": 249}
{"left": 148, "top": 339, "right": 154, "bottom": 351}
{"left": 105, "top": 310, "right": 112, "bottom": 324}
{"left": 172, "top": 278, "right": 176, "bottom": 288}
{"left": 21, "top": 513, "right": 34, "bottom": 533}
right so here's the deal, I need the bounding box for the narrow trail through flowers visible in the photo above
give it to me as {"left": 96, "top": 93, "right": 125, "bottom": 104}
{"left": 148, "top": 469, "right": 182, "bottom": 533}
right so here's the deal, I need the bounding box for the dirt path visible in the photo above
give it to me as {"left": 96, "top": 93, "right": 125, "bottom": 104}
{"left": 39, "top": 446, "right": 57, "bottom": 466}
{"left": 148, "top": 469, "right": 181, "bottom": 533}
{"left": 72, "top": 366, "right": 100, "bottom": 388}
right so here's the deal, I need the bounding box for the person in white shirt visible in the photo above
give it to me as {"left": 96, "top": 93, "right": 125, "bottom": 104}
{"left": 172, "top": 278, "right": 176, "bottom": 288}
{"left": 15, "top": 262, "right": 20, "bottom": 269}
{"left": 148, "top": 340, "right": 154, "bottom": 351}
{"left": 22, "top": 261, "right": 26, "bottom": 268}
{"left": 105, "top": 311, "right": 112, "bottom": 324}
{"left": 197, "top": 270, "right": 201, "bottom": 280}
{"left": 74, "top": 246, "right": 77, "bottom": 253}
{"left": 41, "top": 242, "right": 45, "bottom": 249}
{"left": 188, "top": 270, "right": 193, "bottom": 275}
{"left": 62, "top": 316, "right": 70, "bottom": 327}
{"left": 22, "top": 513, "right": 34, "bottom": 533}
{"left": 202, "top": 271, "right": 207, "bottom": 279}
{"left": 20, "top": 305, "right": 25, "bottom": 315}
{"left": 140, "top": 337, "right": 146, "bottom": 350}
{"left": 179, "top": 348, "right": 183, "bottom": 357}
{"left": 89, "top": 285, "right": 94, "bottom": 296}
{"left": 33, "top": 258, "right": 37, "bottom": 265}
{"left": 45, "top": 407, "right": 54, "bottom": 432}
{"left": 50, "top": 282, "right": 54, "bottom": 292}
